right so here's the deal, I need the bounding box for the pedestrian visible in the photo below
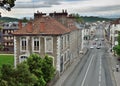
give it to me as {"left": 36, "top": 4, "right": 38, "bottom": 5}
{"left": 116, "top": 64, "right": 119, "bottom": 72}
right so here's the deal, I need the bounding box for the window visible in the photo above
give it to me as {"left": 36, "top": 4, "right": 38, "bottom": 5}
{"left": 45, "top": 37, "right": 53, "bottom": 53}
{"left": 64, "top": 53, "right": 66, "bottom": 62}
{"left": 19, "top": 56, "right": 28, "bottom": 63}
{"left": 20, "top": 37, "right": 27, "bottom": 51}
{"left": 64, "top": 36, "right": 66, "bottom": 47}
{"left": 66, "top": 35, "right": 69, "bottom": 46}
{"left": 33, "top": 37, "right": 40, "bottom": 52}
{"left": 61, "top": 36, "right": 64, "bottom": 49}
{"left": 115, "top": 30, "right": 118, "bottom": 34}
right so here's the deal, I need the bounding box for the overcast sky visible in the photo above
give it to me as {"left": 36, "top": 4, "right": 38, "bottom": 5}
{"left": 0, "top": 0, "right": 120, "bottom": 18}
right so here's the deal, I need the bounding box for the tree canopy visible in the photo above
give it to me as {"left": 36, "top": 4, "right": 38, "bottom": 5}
{"left": 113, "top": 31, "right": 120, "bottom": 56}
{"left": 0, "top": 0, "right": 16, "bottom": 11}
{"left": 70, "top": 13, "right": 84, "bottom": 23}
{"left": 0, "top": 54, "right": 55, "bottom": 86}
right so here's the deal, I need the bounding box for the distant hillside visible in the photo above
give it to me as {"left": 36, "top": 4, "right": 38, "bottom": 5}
{"left": 81, "top": 16, "right": 113, "bottom": 22}
{"left": 0, "top": 17, "right": 20, "bottom": 22}
{"left": 0, "top": 16, "right": 114, "bottom": 23}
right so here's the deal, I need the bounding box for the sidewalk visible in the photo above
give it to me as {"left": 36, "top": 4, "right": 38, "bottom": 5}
{"left": 105, "top": 38, "right": 120, "bottom": 86}
{"left": 53, "top": 48, "right": 88, "bottom": 86}
{"left": 109, "top": 52, "right": 120, "bottom": 86}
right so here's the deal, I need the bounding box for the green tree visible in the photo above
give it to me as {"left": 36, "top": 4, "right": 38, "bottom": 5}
{"left": 22, "top": 17, "right": 29, "bottom": 23}
{"left": 26, "top": 54, "right": 55, "bottom": 86}
{"left": 0, "top": 0, "right": 16, "bottom": 11}
{"left": 42, "top": 55, "right": 55, "bottom": 82}
{"left": 71, "top": 13, "right": 84, "bottom": 23}
{"left": 113, "top": 32, "right": 120, "bottom": 56}
{"left": 15, "top": 63, "right": 38, "bottom": 86}
{"left": 27, "top": 54, "right": 46, "bottom": 86}
{"left": 0, "top": 63, "right": 37, "bottom": 86}
{"left": 7, "top": 0, "right": 15, "bottom": 8}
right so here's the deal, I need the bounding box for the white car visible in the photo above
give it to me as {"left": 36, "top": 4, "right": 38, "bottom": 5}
{"left": 90, "top": 46, "right": 94, "bottom": 49}
{"left": 95, "top": 38, "right": 98, "bottom": 41}
{"left": 79, "top": 51, "right": 83, "bottom": 54}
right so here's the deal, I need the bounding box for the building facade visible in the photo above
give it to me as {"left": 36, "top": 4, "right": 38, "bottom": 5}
{"left": 13, "top": 10, "right": 82, "bottom": 74}
{"left": 109, "top": 18, "right": 120, "bottom": 50}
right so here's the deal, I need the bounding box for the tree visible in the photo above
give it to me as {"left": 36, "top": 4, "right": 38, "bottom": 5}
{"left": 113, "top": 32, "right": 120, "bottom": 56}
{"left": 0, "top": 0, "right": 16, "bottom": 11}
{"left": 0, "top": 63, "right": 37, "bottom": 86}
{"left": 0, "top": 54, "right": 56, "bottom": 86}
{"left": 71, "top": 13, "right": 84, "bottom": 23}
{"left": 26, "top": 54, "right": 55, "bottom": 86}
{"left": 22, "top": 17, "right": 29, "bottom": 23}
{"left": 27, "top": 54, "right": 46, "bottom": 86}
{"left": 15, "top": 63, "right": 38, "bottom": 86}
{"left": 42, "top": 55, "right": 55, "bottom": 82}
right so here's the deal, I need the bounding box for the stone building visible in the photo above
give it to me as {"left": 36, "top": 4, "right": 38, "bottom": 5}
{"left": 13, "top": 10, "right": 82, "bottom": 74}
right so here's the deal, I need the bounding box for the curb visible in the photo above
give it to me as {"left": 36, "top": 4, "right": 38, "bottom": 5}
{"left": 108, "top": 54, "right": 117, "bottom": 86}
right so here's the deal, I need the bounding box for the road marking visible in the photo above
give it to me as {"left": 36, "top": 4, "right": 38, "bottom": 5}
{"left": 81, "top": 55, "right": 94, "bottom": 86}
{"left": 99, "top": 56, "right": 102, "bottom": 86}
{"left": 99, "top": 75, "right": 101, "bottom": 82}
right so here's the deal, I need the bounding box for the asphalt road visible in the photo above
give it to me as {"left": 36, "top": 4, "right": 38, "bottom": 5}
{"left": 62, "top": 28, "right": 114, "bottom": 86}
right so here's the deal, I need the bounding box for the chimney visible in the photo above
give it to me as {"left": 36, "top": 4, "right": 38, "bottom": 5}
{"left": 62, "top": 9, "right": 64, "bottom": 13}
{"left": 18, "top": 20, "right": 22, "bottom": 29}
{"left": 34, "top": 11, "right": 46, "bottom": 20}
{"left": 40, "top": 22, "right": 45, "bottom": 32}
{"left": 26, "top": 22, "right": 33, "bottom": 33}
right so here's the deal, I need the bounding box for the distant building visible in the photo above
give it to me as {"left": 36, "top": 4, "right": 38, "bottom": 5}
{"left": 1, "top": 22, "right": 26, "bottom": 52}
{"left": 13, "top": 10, "right": 82, "bottom": 74}
{"left": 0, "top": 22, "right": 4, "bottom": 44}
{"left": 109, "top": 18, "right": 120, "bottom": 50}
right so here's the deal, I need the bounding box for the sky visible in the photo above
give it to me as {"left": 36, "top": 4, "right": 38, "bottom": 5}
{"left": 0, "top": 0, "right": 120, "bottom": 18}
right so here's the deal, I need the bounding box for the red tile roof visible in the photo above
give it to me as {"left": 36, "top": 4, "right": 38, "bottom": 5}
{"left": 111, "top": 18, "right": 120, "bottom": 25}
{"left": 13, "top": 16, "right": 71, "bottom": 36}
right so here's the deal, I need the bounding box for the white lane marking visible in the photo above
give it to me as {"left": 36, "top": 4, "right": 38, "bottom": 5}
{"left": 99, "top": 56, "right": 102, "bottom": 86}
{"left": 99, "top": 75, "right": 101, "bottom": 82}
{"left": 81, "top": 55, "right": 94, "bottom": 86}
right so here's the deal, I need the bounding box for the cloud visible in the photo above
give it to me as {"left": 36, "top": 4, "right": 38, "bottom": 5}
{"left": 15, "top": 0, "right": 61, "bottom": 8}
{"left": 1, "top": 0, "right": 120, "bottom": 18}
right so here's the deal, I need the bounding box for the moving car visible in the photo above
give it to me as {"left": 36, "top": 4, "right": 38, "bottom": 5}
{"left": 96, "top": 46, "right": 100, "bottom": 49}
{"left": 101, "top": 38, "right": 104, "bottom": 41}
{"left": 95, "top": 38, "right": 98, "bottom": 41}
{"left": 90, "top": 46, "right": 94, "bottom": 49}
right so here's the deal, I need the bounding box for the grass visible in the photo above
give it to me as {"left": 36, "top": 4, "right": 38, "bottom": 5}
{"left": 0, "top": 54, "right": 14, "bottom": 69}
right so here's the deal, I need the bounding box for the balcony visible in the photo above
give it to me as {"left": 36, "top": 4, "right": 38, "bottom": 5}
{"left": 3, "top": 39, "right": 13, "bottom": 42}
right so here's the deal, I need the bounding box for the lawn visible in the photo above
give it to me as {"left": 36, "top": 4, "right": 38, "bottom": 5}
{"left": 0, "top": 54, "right": 14, "bottom": 68}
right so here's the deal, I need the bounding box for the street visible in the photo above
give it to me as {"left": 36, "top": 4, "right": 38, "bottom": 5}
{"left": 61, "top": 28, "right": 115, "bottom": 86}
